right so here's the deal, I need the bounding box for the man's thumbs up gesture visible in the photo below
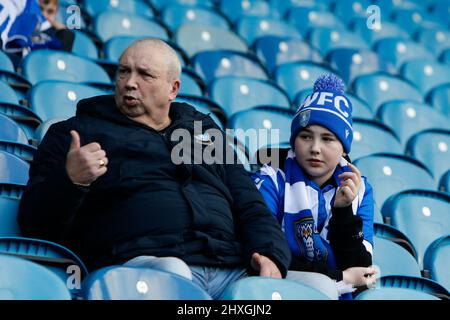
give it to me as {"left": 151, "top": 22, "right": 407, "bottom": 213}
{"left": 66, "top": 130, "right": 108, "bottom": 186}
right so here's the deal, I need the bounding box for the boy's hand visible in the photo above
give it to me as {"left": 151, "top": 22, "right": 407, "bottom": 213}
{"left": 333, "top": 163, "right": 361, "bottom": 208}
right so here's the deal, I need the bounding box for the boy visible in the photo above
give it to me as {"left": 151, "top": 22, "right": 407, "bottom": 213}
{"left": 252, "top": 74, "right": 377, "bottom": 298}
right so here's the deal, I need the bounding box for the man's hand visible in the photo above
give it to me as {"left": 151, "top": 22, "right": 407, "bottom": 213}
{"left": 66, "top": 130, "right": 108, "bottom": 186}
{"left": 251, "top": 252, "right": 282, "bottom": 278}
{"left": 334, "top": 163, "right": 362, "bottom": 208}
{"left": 343, "top": 266, "right": 378, "bottom": 287}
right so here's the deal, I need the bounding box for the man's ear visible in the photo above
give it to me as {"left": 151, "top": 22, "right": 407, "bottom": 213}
{"left": 169, "top": 79, "right": 181, "bottom": 101}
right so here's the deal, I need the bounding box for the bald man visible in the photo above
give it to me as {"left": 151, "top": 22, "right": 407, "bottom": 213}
{"left": 18, "top": 39, "right": 290, "bottom": 299}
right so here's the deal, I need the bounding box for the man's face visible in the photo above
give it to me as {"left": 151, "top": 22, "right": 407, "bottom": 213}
{"left": 39, "top": 1, "right": 57, "bottom": 23}
{"left": 115, "top": 44, "right": 180, "bottom": 120}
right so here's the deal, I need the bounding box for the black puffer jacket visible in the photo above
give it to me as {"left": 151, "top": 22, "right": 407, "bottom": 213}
{"left": 18, "top": 95, "right": 291, "bottom": 274}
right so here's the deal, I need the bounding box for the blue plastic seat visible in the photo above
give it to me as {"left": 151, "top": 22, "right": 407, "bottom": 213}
{"left": 332, "top": 0, "right": 371, "bottom": 27}
{"left": 351, "top": 119, "right": 403, "bottom": 160}
{"left": 353, "top": 73, "right": 423, "bottom": 113}
{"left": 254, "top": 36, "right": 322, "bottom": 74}
{"left": 94, "top": 11, "right": 168, "bottom": 43}
{"left": 355, "top": 287, "right": 440, "bottom": 300}
{"left": 440, "top": 48, "right": 450, "bottom": 66}
{"left": 423, "top": 235, "right": 450, "bottom": 292}
{"left": 208, "top": 77, "right": 291, "bottom": 119}
{"left": 179, "top": 70, "right": 204, "bottom": 97}
{"left": 0, "top": 114, "right": 29, "bottom": 145}
{"left": 309, "top": 27, "right": 369, "bottom": 57}
{"left": 354, "top": 154, "right": 435, "bottom": 216}
{"left": 373, "top": 236, "right": 421, "bottom": 278}
{"left": 376, "top": 275, "right": 449, "bottom": 299}
{"left": 29, "top": 81, "right": 108, "bottom": 122}
{"left": 149, "top": 0, "right": 214, "bottom": 12}
{"left": 0, "top": 51, "right": 15, "bottom": 74}
{"left": 0, "top": 254, "right": 72, "bottom": 300}
{"left": 229, "top": 107, "right": 293, "bottom": 162}
{"left": 268, "top": 0, "right": 331, "bottom": 19}
{"left": 327, "top": 48, "right": 391, "bottom": 86}
{"left": 405, "top": 129, "right": 450, "bottom": 186}
{"left": 219, "top": 0, "right": 272, "bottom": 23}
{"left": 82, "top": 266, "right": 212, "bottom": 300}
{"left": 192, "top": 50, "right": 268, "bottom": 85}
{"left": 0, "top": 184, "right": 25, "bottom": 237}
{"left": 0, "top": 149, "right": 30, "bottom": 186}
{"left": 401, "top": 60, "right": 450, "bottom": 96}
{"left": 0, "top": 140, "right": 36, "bottom": 163}
{"left": 161, "top": 4, "right": 230, "bottom": 32}
{"left": 346, "top": 92, "right": 374, "bottom": 120}
{"left": 375, "top": 39, "right": 435, "bottom": 72}
{"left": 274, "top": 62, "right": 335, "bottom": 102}
{"left": 0, "top": 80, "right": 21, "bottom": 105}
{"left": 221, "top": 277, "right": 330, "bottom": 300}
{"left": 21, "top": 50, "right": 111, "bottom": 86}
{"left": 383, "top": 190, "right": 450, "bottom": 268}
{"left": 429, "top": 1, "right": 450, "bottom": 26}
{"left": 427, "top": 84, "right": 450, "bottom": 120}
{"left": 440, "top": 170, "right": 450, "bottom": 193}
{"left": 33, "top": 119, "right": 65, "bottom": 146}
{"left": 374, "top": 222, "right": 417, "bottom": 258}
{"left": 175, "top": 24, "right": 248, "bottom": 57}
{"left": 236, "top": 17, "right": 301, "bottom": 47}
{"left": 417, "top": 28, "right": 450, "bottom": 58}
{"left": 71, "top": 31, "right": 99, "bottom": 60}
{"left": 378, "top": 101, "right": 450, "bottom": 147}
{"left": 82, "top": 0, "right": 155, "bottom": 18}
{"left": 175, "top": 95, "right": 225, "bottom": 130}
{"left": 391, "top": 7, "right": 444, "bottom": 36}
{"left": 351, "top": 18, "right": 409, "bottom": 46}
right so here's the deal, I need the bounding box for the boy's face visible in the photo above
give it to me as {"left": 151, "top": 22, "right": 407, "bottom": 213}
{"left": 39, "top": 1, "right": 58, "bottom": 23}
{"left": 294, "top": 125, "right": 344, "bottom": 186}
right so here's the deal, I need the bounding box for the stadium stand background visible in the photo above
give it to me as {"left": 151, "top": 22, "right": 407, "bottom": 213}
{"left": 0, "top": 0, "right": 449, "bottom": 300}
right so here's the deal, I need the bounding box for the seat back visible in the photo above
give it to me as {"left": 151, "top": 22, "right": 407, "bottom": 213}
{"left": 423, "top": 235, "right": 450, "bottom": 292}
{"left": 355, "top": 287, "right": 440, "bottom": 300}
{"left": 0, "top": 150, "right": 29, "bottom": 185}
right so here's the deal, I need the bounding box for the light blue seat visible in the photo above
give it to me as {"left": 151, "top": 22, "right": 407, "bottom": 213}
{"left": 82, "top": 0, "right": 155, "bottom": 18}
{"left": 351, "top": 119, "right": 403, "bottom": 160}
{"left": 0, "top": 114, "right": 29, "bottom": 145}
{"left": 228, "top": 138, "right": 252, "bottom": 172}
{"left": 353, "top": 73, "right": 423, "bottom": 113}
{"left": 383, "top": 190, "right": 450, "bottom": 269}
{"left": 221, "top": 277, "right": 330, "bottom": 300}
{"left": 354, "top": 154, "right": 435, "bottom": 216}
{"left": 378, "top": 101, "right": 450, "bottom": 147}
{"left": 82, "top": 266, "right": 212, "bottom": 300}
{"left": 375, "top": 39, "right": 435, "bottom": 72}
{"left": 71, "top": 31, "right": 99, "bottom": 60}
{"left": 268, "top": 0, "right": 331, "bottom": 19}
{"left": 391, "top": 7, "right": 443, "bottom": 36}
{"left": 21, "top": 50, "right": 111, "bottom": 86}
{"left": 254, "top": 36, "right": 322, "bottom": 74}
{"left": 440, "top": 48, "right": 450, "bottom": 65}
{"left": 0, "top": 80, "right": 21, "bottom": 104}
{"left": 355, "top": 287, "right": 440, "bottom": 300}
{"left": 29, "top": 81, "right": 108, "bottom": 122}
{"left": 376, "top": 275, "right": 449, "bottom": 299}
{"left": 161, "top": 4, "right": 230, "bottom": 32}
{"left": 208, "top": 77, "right": 291, "bottom": 119}
{"left": 327, "top": 48, "right": 391, "bottom": 86}
{"left": 236, "top": 16, "right": 301, "bottom": 47}
{"left": 427, "top": 84, "right": 450, "bottom": 120}
{"left": 373, "top": 236, "right": 421, "bottom": 278}
{"left": 417, "top": 28, "right": 450, "bottom": 58}
{"left": 94, "top": 11, "right": 168, "bottom": 43}
{"left": 33, "top": 119, "right": 65, "bottom": 146}
{"left": 0, "top": 184, "right": 25, "bottom": 237}
{"left": 429, "top": 1, "right": 450, "bottom": 26}
{"left": 374, "top": 223, "right": 416, "bottom": 258}
{"left": 405, "top": 129, "right": 450, "bottom": 186}
{"left": 351, "top": 18, "right": 409, "bottom": 46}
{"left": 149, "top": 0, "right": 214, "bottom": 12}
{"left": 401, "top": 60, "right": 450, "bottom": 96}
{"left": 440, "top": 170, "right": 450, "bottom": 193}
{"left": 191, "top": 50, "right": 268, "bottom": 85}
{"left": 332, "top": 0, "right": 371, "bottom": 27}
{"left": 175, "top": 24, "right": 248, "bottom": 57}
{"left": 0, "top": 51, "right": 15, "bottom": 73}
{"left": 0, "top": 140, "right": 36, "bottom": 163}
{"left": 0, "top": 254, "right": 71, "bottom": 300}
{"left": 274, "top": 62, "right": 335, "bottom": 102}
{"left": 219, "top": 0, "right": 272, "bottom": 23}
{"left": 309, "top": 27, "right": 369, "bottom": 57}
{"left": 423, "top": 235, "right": 450, "bottom": 292}
{"left": 175, "top": 95, "right": 225, "bottom": 130}
{"left": 180, "top": 70, "right": 204, "bottom": 97}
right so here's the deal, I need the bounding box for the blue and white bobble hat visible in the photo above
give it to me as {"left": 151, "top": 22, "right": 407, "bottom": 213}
{"left": 290, "top": 74, "right": 353, "bottom": 153}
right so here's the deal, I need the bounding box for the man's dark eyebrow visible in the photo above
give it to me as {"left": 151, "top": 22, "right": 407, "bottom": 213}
{"left": 300, "top": 128, "right": 313, "bottom": 134}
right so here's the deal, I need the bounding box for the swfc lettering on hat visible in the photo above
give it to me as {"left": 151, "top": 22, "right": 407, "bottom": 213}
{"left": 290, "top": 74, "right": 353, "bottom": 153}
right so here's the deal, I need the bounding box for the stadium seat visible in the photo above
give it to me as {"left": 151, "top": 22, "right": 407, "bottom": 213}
{"left": 427, "top": 84, "right": 450, "bottom": 120}
{"left": 71, "top": 31, "right": 99, "bottom": 60}
{"left": 0, "top": 80, "right": 21, "bottom": 105}
{"left": 0, "top": 237, "right": 89, "bottom": 295}
{"left": 0, "top": 184, "right": 25, "bottom": 237}
{"left": 332, "top": 0, "right": 371, "bottom": 27}
{"left": 0, "top": 114, "right": 29, "bottom": 145}
{"left": 254, "top": 36, "right": 322, "bottom": 74}
{"left": 82, "top": 0, "right": 155, "bottom": 18}
{"left": 429, "top": 1, "right": 450, "bottom": 26}
{"left": 373, "top": 236, "right": 421, "bottom": 278}
{"left": 33, "top": 119, "right": 66, "bottom": 146}
{"left": 441, "top": 48, "right": 450, "bottom": 66}
{"left": 309, "top": 27, "right": 369, "bottom": 57}
{"left": 20, "top": 50, "right": 111, "bottom": 86}
{"left": 161, "top": 4, "right": 230, "bottom": 32}
{"left": 0, "top": 254, "right": 71, "bottom": 300}
{"left": 417, "top": 28, "right": 450, "bottom": 59}
{"left": 236, "top": 17, "right": 301, "bottom": 47}
{"left": 402, "top": 60, "right": 450, "bottom": 96}
{"left": 269, "top": 0, "right": 331, "bottom": 19}
{"left": 378, "top": 101, "right": 450, "bottom": 146}
{"left": 29, "top": 81, "right": 108, "bottom": 122}
{"left": 208, "top": 77, "right": 291, "bottom": 118}
{"left": 0, "top": 140, "right": 36, "bottom": 163}
{"left": 405, "top": 129, "right": 450, "bottom": 186}
{"left": 374, "top": 222, "right": 416, "bottom": 258}
{"left": 354, "top": 154, "right": 435, "bottom": 216}
{"left": 229, "top": 107, "right": 293, "bottom": 162}
{"left": 219, "top": 0, "right": 272, "bottom": 23}
{"left": 82, "top": 266, "right": 212, "bottom": 300}
{"left": 228, "top": 138, "right": 252, "bottom": 172}
{"left": 351, "top": 119, "right": 403, "bottom": 160}
{"left": 376, "top": 275, "right": 449, "bottom": 299}
{"left": 149, "top": 0, "right": 214, "bottom": 12}
{"left": 383, "top": 190, "right": 450, "bottom": 268}
{"left": 175, "top": 24, "right": 248, "bottom": 57}
{"left": 391, "top": 7, "right": 443, "bottom": 36}
{"left": 180, "top": 69, "right": 204, "bottom": 97}
{"left": 0, "top": 51, "right": 15, "bottom": 74}
{"left": 274, "top": 61, "right": 335, "bottom": 102}
{"left": 423, "top": 235, "right": 450, "bottom": 292}
{"left": 351, "top": 18, "right": 409, "bottom": 46}
{"left": 175, "top": 95, "right": 226, "bottom": 130}
{"left": 94, "top": 11, "right": 168, "bottom": 43}
{"left": 353, "top": 73, "right": 423, "bottom": 113}
{"left": 327, "top": 48, "right": 391, "bottom": 86}
{"left": 221, "top": 277, "right": 330, "bottom": 300}
{"left": 191, "top": 50, "right": 268, "bottom": 85}
{"left": 355, "top": 287, "right": 440, "bottom": 300}
{"left": 440, "top": 170, "right": 450, "bottom": 193}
